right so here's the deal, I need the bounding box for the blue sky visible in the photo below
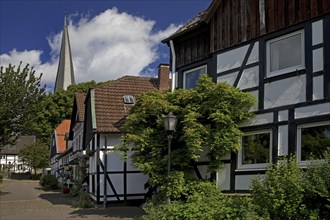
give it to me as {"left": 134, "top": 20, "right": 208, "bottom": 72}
{"left": 0, "top": 0, "right": 211, "bottom": 91}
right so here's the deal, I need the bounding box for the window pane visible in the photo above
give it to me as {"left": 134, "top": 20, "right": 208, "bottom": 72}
{"left": 242, "top": 133, "right": 270, "bottom": 164}
{"left": 301, "top": 124, "right": 330, "bottom": 160}
{"left": 270, "top": 33, "right": 302, "bottom": 72}
{"left": 184, "top": 66, "right": 207, "bottom": 89}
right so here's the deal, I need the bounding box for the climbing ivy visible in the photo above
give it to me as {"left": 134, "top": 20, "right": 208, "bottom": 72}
{"left": 122, "top": 75, "right": 255, "bottom": 198}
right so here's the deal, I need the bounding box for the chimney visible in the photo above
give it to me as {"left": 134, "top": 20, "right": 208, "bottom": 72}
{"left": 158, "top": 64, "right": 170, "bottom": 91}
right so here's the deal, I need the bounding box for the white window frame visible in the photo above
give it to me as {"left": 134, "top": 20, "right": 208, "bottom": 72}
{"left": 266, "top": 30, "right": 305, "bottom": 77}
{"left": 183, "top": 65, "right": 207, "bottom": 89}
{"left": 237, "top": 129, "right": 272, "bottom": 170}
{"left": 297, "top": 121, "right": 330, "bottom": 166}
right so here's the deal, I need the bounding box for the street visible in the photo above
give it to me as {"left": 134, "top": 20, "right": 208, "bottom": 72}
{"left": 0, "top": 179, "right": 144, "bottom": 220}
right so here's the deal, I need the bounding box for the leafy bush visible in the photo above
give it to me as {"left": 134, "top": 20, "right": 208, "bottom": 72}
{"left": 69, "top": 184, "right": 80, "bottom": 197}
{"left": 250, "top": 156, "right": 320, "bottom": 219}
{"left": 78, "top": 191, "right": 94, "bottom": 208}
{"left": 304, "top": 150, "right": 330, "bottom": 219}
{"left": 0, "top": 171, "right": 4, "bottom": 183}
{"left": 39, "top": 174, "right": 59, "bottom": 190}
{"left": 142, "top": 181, "right": 259, "bottom": 220}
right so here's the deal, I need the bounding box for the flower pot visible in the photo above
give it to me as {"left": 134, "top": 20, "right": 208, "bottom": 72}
{"left": 62, "top": 187, "right": 70, "bottom": 194}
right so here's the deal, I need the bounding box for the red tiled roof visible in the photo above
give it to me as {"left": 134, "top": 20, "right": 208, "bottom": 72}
{"left": 55, "top": 119, "right": 71, "bottom": 153}
{"left": 93, "top": 76, "right": 158, "bottom": 133}
{"left": 75, "top": 93, "right": 86, "bottom": 122}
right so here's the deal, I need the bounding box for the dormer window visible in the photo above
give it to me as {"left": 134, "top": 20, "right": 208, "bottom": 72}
{"left": 123, "top": 95, "right": 135, "bottom": 104}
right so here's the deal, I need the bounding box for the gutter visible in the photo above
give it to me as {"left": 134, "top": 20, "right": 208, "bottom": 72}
{"left": 169, "top": 40, "right": 176, "bottom": 92}
{"left": 90, "top": 89, "right": 97, "bottom": 130}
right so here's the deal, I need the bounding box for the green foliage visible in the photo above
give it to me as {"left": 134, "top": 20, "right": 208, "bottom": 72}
{"left": 78, "top": 191, "right": 94, "bottom": 208}
{"left": 304, "top": 150, "right": 330, "bottom": 219}
{"left": 0, "top": 170, "right": 4, "bottom": 183}
{"left": 30, "top": 81, "right": 98, "bottom": 142}
{"left": 122, "top": 74, "right": 255, "bottom": 196}
{"left": 69, "top": 184, "right": 80, "bottom": 197}
{"left": 19, "top": 140, "right": 50, "bottom": 174}
{"left": 39, "top": 174, "right": 59, "bottom": 190}
{"left": 250, "top": 156, "right": 324, "bottom": 219}
{"left": 142, "top": 181, "right": 259, "bottom": 220}
{"left": 0, "top": 63, "right": 45, "bottom": 148}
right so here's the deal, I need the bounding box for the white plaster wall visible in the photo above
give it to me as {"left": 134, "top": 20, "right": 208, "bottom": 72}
{"left": 249, "top": 90, "right": 259, "bottom": 111}
{"left": 216, "top": 163, "right": 230, "bottom": 191}
{"left": 99, "top": 173, "right": 124, "bottom": 197}
{"left": 127, "top": 151, "right": 138, "bottom": 171}
{"left": 295, "top": 103, "right": 330, "bottom": 119}
{"left": 217, "top": 45, "right": 249, "bottom": 72}
{"left": 238, "top": 66, "right": 259, "bottom": 90}
{"left": 278, "top": 125, "right": 289, "bottom": 156}
{"left": 247, "top": 42, "right": 259, "bottom": 64}
{"left": 313, "top": 75, "right": 324, "bottom": 100}
{"left": 97, "top": 133, "right": 148, "bottom": 199}
{"left": 127, "top": 173, "right": 148, "bottom": 194}
{"left": 241, "top": 112, "right": 273, "bottom": 127}
{"left": 235, "top": 174, "right": 264, "bottom": 190}
{"left": 198, "top": 165, "right": 211, "bottom": 179}
{"left": 220, "top": 153, "right": 231, "bottom": 160}
{"left": 313, "top": 48, "right": 324, "bottom": 72}
{"left": 217, "top": 72, "right": 238, "bottom": 86}
{"left": 278, "top": 110, "right": 289, "bottom": 122}
{"left": 312, "top": 20, "right": 323, "bottom": 45}
{"left": 264, "top": 76, "right": 306, "bottom": 109}
{"left": 195, "top": 145, "right": 209, "bottom": 162}
{"left": 107, "top": 153, "right": 123, "bottom": 171}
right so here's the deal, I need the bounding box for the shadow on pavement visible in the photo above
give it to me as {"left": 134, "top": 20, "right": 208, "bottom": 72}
{"left": 69, "top": 206, "right": 145, "bottom": 219}
{"left": 0, "top": 190, "right": 10, "bottom": 196}
{"left": 39, "top": 191, "right": 145, "bottom": 219}
{"left": 39, "top": 192, "right": 76, "bottom": 206}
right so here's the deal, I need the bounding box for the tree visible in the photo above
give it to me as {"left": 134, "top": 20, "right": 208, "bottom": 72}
{"left": 30, "top": 81, "right": 98, "bottom": 142}
{"left": 19, "top": 140, "right": 50, "bottom": 174}
{"left": 122, "top": 75, "right": 255, "bottom": 198}
{"left": 0, "top": 63, "right": 45, "bottom": 149}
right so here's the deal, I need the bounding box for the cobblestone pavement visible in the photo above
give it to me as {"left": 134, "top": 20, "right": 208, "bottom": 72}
{"left": 0, "top": 179, "right": 145, "bottom": 220}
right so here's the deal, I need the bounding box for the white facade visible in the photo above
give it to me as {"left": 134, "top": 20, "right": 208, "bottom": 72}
{"left": 88, "top": 133, "right": 148, "bottom": 203}
{"left": 0, "top": 154, "right": 29, "bottom": 173}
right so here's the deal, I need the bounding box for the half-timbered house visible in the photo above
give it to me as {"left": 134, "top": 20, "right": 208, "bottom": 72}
{"left": 83, "top": 65, "right": 170, "bottom": 203}
{"left": 0, "top": 135, "right": 36, "bottom": 173}
{"left": 67, "top": 93, "right": 87, "bottom": 184}
{"left": 163, "top": 0, "right": 330, "bottom": 192}
{"left": 50, "top": 119, "right": 71, "bottom": 181}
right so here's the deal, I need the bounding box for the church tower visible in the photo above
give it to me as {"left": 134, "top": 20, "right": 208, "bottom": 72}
{"left": 54, "top": 13, "right": 75, "bottom": 93}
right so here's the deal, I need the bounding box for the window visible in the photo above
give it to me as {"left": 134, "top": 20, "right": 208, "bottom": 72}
{"left": 1, "top": 155, "right": 5, "bottom": 159}
{"left": 238, "top": 130, "right": 272, "bottom": 169}
{"left": 267, "top": 30, "right": 305, "bottom": 77}
{"left": 183, "top": 65, "right": 207, "bottom": 89}
{"left": 297, "top": 122, "right": 330, "bottom": 164}
{"left": 123, "top": 95, "right": 135, "bottom": 104}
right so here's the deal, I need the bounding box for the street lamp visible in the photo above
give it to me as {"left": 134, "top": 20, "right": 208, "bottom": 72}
{"left": 163, "top": 112, "right": 177, "bottom": 203}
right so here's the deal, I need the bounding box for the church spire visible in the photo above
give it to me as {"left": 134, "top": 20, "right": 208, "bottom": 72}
{"left": 54, "top": 12, "right": 75, "bottom": 93}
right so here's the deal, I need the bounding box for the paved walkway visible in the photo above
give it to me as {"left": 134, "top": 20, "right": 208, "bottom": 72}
{"left": 0, "top": 179, "right": 145, "bottom": 220}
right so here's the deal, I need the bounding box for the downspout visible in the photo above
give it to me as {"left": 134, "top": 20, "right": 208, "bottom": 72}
{"left": 103, "top": 134, "right": 107, "bottom": 208}
{"left": 169, "top": 40, "right": 176, "bottom": 92}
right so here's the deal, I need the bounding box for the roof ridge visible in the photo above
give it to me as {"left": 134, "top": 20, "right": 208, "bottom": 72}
{"left": 94, "top": 75, "right": 156, "bottom": 90}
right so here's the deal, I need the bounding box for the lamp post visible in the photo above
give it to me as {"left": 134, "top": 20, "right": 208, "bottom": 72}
{"left": 163, "top": 112, "right": 177, "bottom": 203}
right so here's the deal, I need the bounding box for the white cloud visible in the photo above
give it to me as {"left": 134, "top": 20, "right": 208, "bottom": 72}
{"left": 0, "top": 8, "right": 180, "bottom": 90}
